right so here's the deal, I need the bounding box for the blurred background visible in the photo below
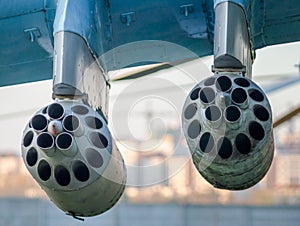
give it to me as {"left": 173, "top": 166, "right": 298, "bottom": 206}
{"left": 1, "top": 41, "right": 300, "bottom": 225}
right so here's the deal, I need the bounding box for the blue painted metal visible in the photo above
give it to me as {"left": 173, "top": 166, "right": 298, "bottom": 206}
{"left": 203, "top": 0, "right": 215, "bottom": 40}
{"left": 215, "top": 0, "right": 300, "bottom": 49}
{"left": 0, "top": 0, "right": 56, "bottom": 86}
{"left": 251, "top": 0, "right": 300, "bottom": 49}
{"left": 108, "top": 0, "right": 211, "bottom": 47}
{"left": 53, "top": 0, "right": 213, "bottom": 71}
{"left": 0, "top": 0, "right": 44, "bottom": 19}
{"left": 1, "top": 0, "right": 300, "bottom": 87}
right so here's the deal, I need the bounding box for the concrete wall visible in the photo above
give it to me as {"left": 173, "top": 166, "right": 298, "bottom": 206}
{"left": 0, "top": 198, "right": 299, "bottom": 226}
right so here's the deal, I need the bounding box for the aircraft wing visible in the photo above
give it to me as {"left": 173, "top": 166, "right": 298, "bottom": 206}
{"left": 244, "top": 0, "right": 300, "bottom": 49}
{"left": 0, "top": 0, "right": 56, "bottom": 87}
{"left": 1, "top": 0, "right": 300, "bottom": 86}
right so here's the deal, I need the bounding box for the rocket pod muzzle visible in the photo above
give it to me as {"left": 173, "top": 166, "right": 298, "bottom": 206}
{"left": 182, "top": 73, "right": 274, "bottom": 190}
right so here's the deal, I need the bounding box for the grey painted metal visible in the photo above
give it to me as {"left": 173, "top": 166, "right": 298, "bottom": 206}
{"left": 53, "top": 0, "right": 109, "bottom": 116}
{"left": 53, "top": 31, "right": 109, "bottom": 117}
{"left": 21, "top": 100, "right": 126, "bottom": 217}
{"left": 53, "top": 0, "right": 112, "bottom": 62}
{"left": 0, "top": 199, "right": 300, "bottom": 226}
{"left": 182, "top": 73, "right": 274, "bottom": 190}
{"left": 214, "top": 2, "right": 253, "bottom": 77}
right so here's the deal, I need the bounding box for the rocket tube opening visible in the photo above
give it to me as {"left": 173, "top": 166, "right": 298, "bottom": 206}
{"left": 26, "top": 148, "right": 38, "bottom": 167}
{"left": 72, "top": 161, "right": 90, "bottom": 182}
{"left": 204, "top": 77, "right": 216, "bottom": 86}
{"left": 248, "top": 89, "right": 264, "bottom": 102}
{"left": 86, "top": 148, "right": 104, "bottom": 168}
{"left": 38, "top": 160, "right": 51, "bottom": 181}
{"left": 231, "top": 88, "right": 247, "bottom": 106}
{"left": 235, "top": 133, "right": 252, "bottom": 154}
{"left": 190, "top": 87, "right": 201, "bottom": 100}
{"left": 249, "top": 121, "right": 265, "bottom": 141}
{"left": 184, "top": 104, "right": 197, "bottom": 120}
{"left": 31, "top": 114, "right": 48, "bottom": 132}
{"left": 225, "top": 105, "right": 241, "bottom": 123}
{"left": 199, "top": 132, "right": 214, "bottom": 153}
{"left": 85, "top": 116, "right": 103, "bottom": 129}
{"left": 205, "top": 105, "right": 222, "bottom": 122}
{"left": 234, "top": 78, "right": 250, "bottom": 87}
{"left": 71, "top": 105, "right": 89, "bottom": 115}
{"left": 23, "top": 131, "right": 34, "bottom": 147}
{"left": 216, "top": 76, "right": 232, "bottom": 92}
{"left": 187, "top": 120, "right": 201, "bottom": 139}
{"left": 63, "top": 115, "right": 80, "bottom": 132}
{"left": 56, "top": 133, "right": 73, "bottom": 150}
{"left": 55, "top": 165, "right": 71, "bottom": 186}
{"left": 200, "top": 87, "right": 216, "bottom": 105}
{"left": 90, "top": 132, "right": 108, "bottom": 149}
{"left": 254, "top": 105, "right": 270, "bottom": 122}
{"left": 217, "top": 137, "right": 233, "bottom": 159}
{"left": 47, "top": 103, "right": 65, "bottom": 120}
{"left": 37, "top": 133, "right": 54, "bottom": 149}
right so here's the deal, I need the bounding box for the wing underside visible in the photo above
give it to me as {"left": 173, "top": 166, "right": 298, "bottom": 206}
{"left": 0, "top": 0, "right": 300, "bottom": 87}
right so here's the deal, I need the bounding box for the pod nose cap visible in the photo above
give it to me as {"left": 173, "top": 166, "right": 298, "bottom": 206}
{"left": 48, "top": 120, "right": 63, "bottom": 136}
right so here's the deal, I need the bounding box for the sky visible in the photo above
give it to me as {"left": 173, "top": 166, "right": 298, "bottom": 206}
{"left": 1, "top": 41, "right": 300, "bottom": 154}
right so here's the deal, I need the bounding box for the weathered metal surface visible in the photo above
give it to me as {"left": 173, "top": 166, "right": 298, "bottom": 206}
{"left": 214, "top": 2, "right": 253, "bottom": 77}
{"left": 21, "top": 100, "right": 126, "bottom": 217}
{"left": 182, "top": 73, "right": 274, "bottom": 190}
{"left": 52, "top": 31, "right": 109, "bottom": 117}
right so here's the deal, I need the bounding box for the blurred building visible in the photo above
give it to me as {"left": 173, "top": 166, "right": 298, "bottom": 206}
{"left": 0, "top": 154, "right": 45, "bottom": 198}
{"left": 0, "top": 126, "right": 300, "bottom": 205}
{"left": 275, "top": 151, "right": 300, "bottom": 187}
